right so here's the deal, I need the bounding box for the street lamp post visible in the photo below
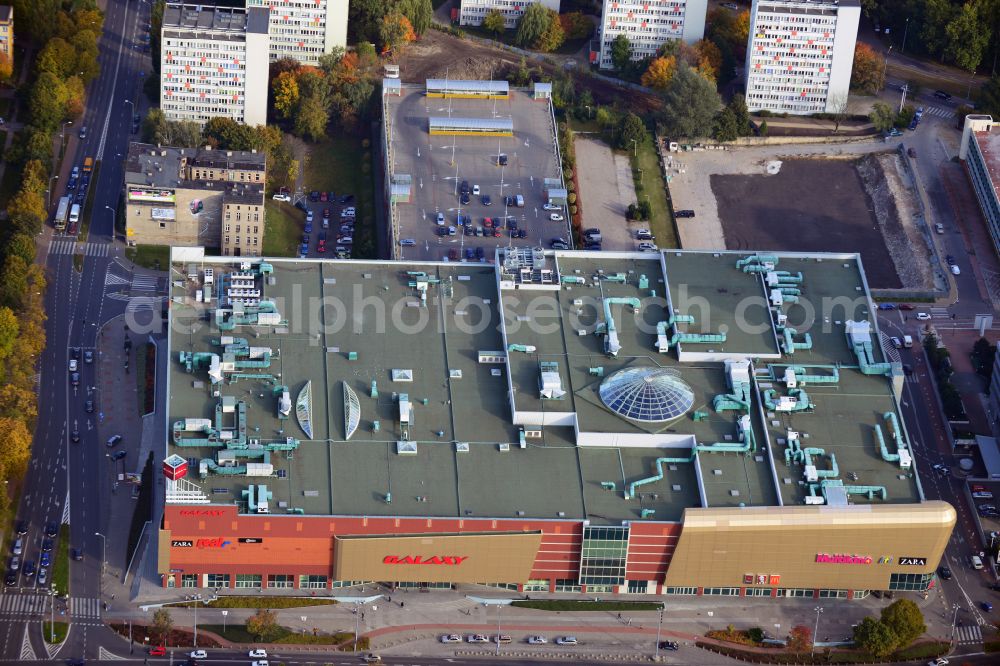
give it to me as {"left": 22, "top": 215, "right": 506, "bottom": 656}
{"left": 631, "top": 138, "right": 638, "bottom": 157}
{"left": 654, "top": 607, "right": 664, "bottom": 661}
{"left": 811, "top": 606, "right": 824, "bottom": 657}
{"left": 94, "top": 532, "right": 106, "bottom": 597}
{"left": 105, "top": 204, "right": 116, "bottom": 235}
{"left": 950, "top": 603, "right": 961, "bottom": 643}
{"left": 221, "top": 609, "right": 228, "bottom": 633}
{"left": 50, "top": 587, "right": 56, "bottom": 642}
{"left": 354, "top": 601, "right": 361, "bottom": 651}
{"left": 881, "top": 45, "right": 893, "bottom": 91}
{"left": 495, "top": 603, "right": 502, "bottom": 656}
{"left": 901, "top": 17, "right": 910, "bottom": 54}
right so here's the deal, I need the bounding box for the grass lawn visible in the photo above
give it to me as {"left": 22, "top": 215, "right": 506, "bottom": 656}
{"left": 303, "top": 135, "right": 376, "bottom": 258}
{"left": 125, "top": 244, "right": 170, "bottom": 270}
{"left": 42, "top": 621, "right": 69, "bottom": 644}
{"left": 263, "top": 200, "right": 302, "bottom": 257}
{"left": 200, "top": 624, "right": 356, "bottom": 646}
{"left": 512, "top": 600, "right": 663, "bottom": 611}
{"left": 52, "top": 525, "right": 70, "bottom": 598}
{"left": 629, "top": 136, "right": 678, "bottom": 248}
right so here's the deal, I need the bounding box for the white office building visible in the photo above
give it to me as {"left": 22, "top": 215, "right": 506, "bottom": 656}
{"left": 744, "top": 0, "right": 860, "bottom": 115}
{"left": 245, "top": 0, "right": 348, "bottom": 65}
{"left": 161, "top": 3, "right": 270, "bottom": 127}
{"left": 458, "top": 0, "right": 560, "bottom": 29}
{"left": 594, "top": 0, "right": 707, "bottom": 70}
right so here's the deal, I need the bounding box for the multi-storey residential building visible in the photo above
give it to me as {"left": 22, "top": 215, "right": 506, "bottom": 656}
{"left": 0, "top": 6, "right": 13, "bottom": 65}
{"left": 960, "top": 115, "right": 1000, "bottom": 262}
{"left": 744, "top": 0, "right": 860, "bottom": 115}
{"left": 456, "top": 0, "right": 560, "bottom": 30}
{"left": 124, "top": 142, "right": 266, "bottom": 251}
{"left": 161, "top": 3, "right": 270, "bottom": 126}
{"left": 593, "top": 0, "right": 707, "bottom": 70}
{"left": 245, "top": 0, "right": 347, "bottom": 65}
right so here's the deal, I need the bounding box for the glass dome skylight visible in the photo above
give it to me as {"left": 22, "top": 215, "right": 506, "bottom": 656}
{"left": 599, "top": 367, "right": 694, "bottom": 423}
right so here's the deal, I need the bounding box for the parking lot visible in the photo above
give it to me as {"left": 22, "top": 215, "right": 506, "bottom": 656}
{"left": 574, "top": 136, "right": 640, "bottom": 251}
{"left": 276, "top": 190, "right": 359, "bottom": 259}
{"left": 385, "top": 86, "right": 565, "bottom": 261}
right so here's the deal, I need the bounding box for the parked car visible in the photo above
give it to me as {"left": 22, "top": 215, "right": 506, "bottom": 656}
{"left": 149, "top": 647, "right": 167, "bottom": 656}
{"left": 248, "top": 650, "right": 268, "bottom": 658}
{"left": 482, "top": 195, "right": 492, "bottom": 206}
{"left": 637, "top": 242, "right": 657, "bottom": 252}
{"left": 543, "top": 203, "right": 561, "bottom": 211}
{"left": 549, "top": 213, "right": 564, "bottom": 221}
{"left": 550, "top": 239, "right": 569, "bottom": 250}
{"left": 475, "top": 247, "right": 485, "bottom": 260}
{"left": 190, "top": 651, "right": 208, "bottom": 659}
{"left": 340, "top": 194, "right": 354, "bottom": 204}
{"left": 400, "top": 239, "right": 416, "bottom": 247}
{"left": 308, "top": 191, "right": 319, "bottom": 201}
{"left": 659, "top": 640, "right": 680, "bottom": 650}
{"left": 933, "top": 90, "right": 953, "bottom": 101}
{"left": 494, "top": 635, "right": 512, "bottom": 644}
{"left": 527, "top": 635, "right": 547, "bottom": 644}
{"left": 971, "top": 555, "right": 985, "bottom": 569}
{"left": 319, "top": 191, "right": 328, "bottom": 202}
{"left": 973, "top": 491, "right": 994, "bottom": 499}
{"left": 935, "top": 223, "right": 944, "bottom": 234}
{"left": 106, "top": 435, "right": 123, "bottom": 448}
{"left": 927, "top": 658, "right": 949, "bottom": 666}
{"left": 636, "top": 229, "right": 654, "bottom": 240}
{"left": 951, "top": 264, "right": 961, "bottom": 275}
{"left": 878, "top": 303, "right": 896, "bottom": 310}
{"left": 555, "top": 636, "right": 578, "bottom": 646}
{"left": 439, "top": 634, "right": 461, "bottom": 644}
{"left": 915, "top": 312, "right": 932, "bottom": 321}
{"left": 467, "top": 634, "right": 489, "bottom": 643}
{"left": 272, "top": 193, "right": 290, "bottom": 202}
{"left": 111, "top": 450, "right": 127, "bottom": 461}
{"left": 937, "top": 565, "right": 952, "bottom": 580}
{"left": 899, "top": 304, "right": 915, "bottom": 311}
{"left": 675, "top": 210, "right": 696, "bottom": 218}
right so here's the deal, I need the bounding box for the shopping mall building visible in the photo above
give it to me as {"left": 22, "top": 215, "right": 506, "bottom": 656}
{"left": 159, "top": 248, "right": 955, "bottom": 599}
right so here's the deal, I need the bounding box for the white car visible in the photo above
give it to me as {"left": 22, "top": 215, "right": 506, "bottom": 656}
{"left": 271, "top": 193, "right": 290, "bottom": 202}
{"left": 69, "top": 359, "right": 78, "bottom": 372}
{"left": 637, "top": 242, "right": 657, "bottom": 252}
{"left": 915, "top": 312, "right": 932, "bottom": 321}
{"left": 400, "top": 239, "right": 416, "bottom": 247}
{"left": 440, "top": 634, "right": 461, "bottom": 643}
{"left": 249, "top": 649, "right": 268, "bottom": 658}
{"left": 527, "top": 635, "right": 547, "bottom": 644}
{"left": 435, "top": 212, "right": 445, "bottom": 225}
{"left": 928, "top": 658, "right": 949, "bottom": 666}
{"left": 467, "top": 634, "right": 490, "bottom": 643}
{"left": 950, "top": 264, "right": 961, "bottom": 275}
{"left": 306, "top": 210, "right": 314, "bottom": 221}
{"left": 251, "top": 661, "right": 268, "bottom": 666}
{"left": 542, "top": 203, "right": 560, "bottom": 211}
{"left": 189, "top": 650, "right": 207, "bottom": 659}
{"left": 549, "top": 213, "right": 564, "bottom": 221}
{"left": 555, "top": 636, "right": 578, "bottom": 646}
{"left": 343, "top": 207, "right": 356, "bottom": 216}
{"left": 472, "top": 185, "right": 480, "bottom": 195}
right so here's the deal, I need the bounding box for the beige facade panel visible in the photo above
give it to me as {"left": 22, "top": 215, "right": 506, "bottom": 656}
{"left": 664, "top": 502, "right": 955, "bottom": 590}
{"left": 334, "top": 532, "right": 543, "bottom": 584}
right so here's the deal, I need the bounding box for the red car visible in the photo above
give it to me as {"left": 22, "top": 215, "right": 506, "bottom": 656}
{"left": 318, "top": 239, "right": 326, "bottom": 253}
{"left": 898, "top": 304, "right": 915, "bottom": 311}
{"left": 320, "top": 191, "right": 328, "bottom": 202}
{"left": 149, "top": 646, "right": 167, "bottom": 656}
{"left": 493, "top": 228, "right": 502, "bottom": 237}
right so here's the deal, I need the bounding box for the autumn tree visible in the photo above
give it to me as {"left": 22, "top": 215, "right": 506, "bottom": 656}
{"left": 6, "top": 189, "right": 47, "bottom": 236}
{"left": 0, "top": 308, "right": 17, "bottom": 362}
{"left": 4, "top": 234, "right": 36, "bottom": 267}
{"left": 851, "top": 43, "right": 884, "bottom": 94}
{"left": 483, "top": 9, "right": 506, "bottom": 37}
{"left": 0, "top": 384, "right": 37, "bottom": 422}
{"left": 559, "top": 11, "right": 593, "bottom": 40}
{"left": 65, "top": 76, "right": 86, "bottom": 119}
{"left": 379, "top": 12, "right": 416, "bottom": 54}
{"left": 36, "top": 37, "right": 77, "bottom": 79}
{"left": 0, "top": 53, "right": 12, "bottom": 82}
{"left": 397, "top": 0, "right": 432, "bottom": 37}
{"left": 28, "top": 73, "right": 69, "bottom": 131}
{"left": 245, "top": 609, "right": 279, "bottom": 642}
{"left": 534, "top": 9, "right": 565, "bottom": 53}
{"left": 641, "top": 55, "right": 677, "bottom": 89}
{"left": 787, "top": 624, "right": 813, "bottom": 653}
{"left": 0, "top": 417, "right": 32, "bottom": 478}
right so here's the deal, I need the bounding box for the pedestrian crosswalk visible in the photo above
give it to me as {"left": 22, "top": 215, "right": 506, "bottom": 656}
{"left": 49, "top": 240, "right": 111, "bottom": 257}
{"left": 69, "top": 596, "right": 101, "bottom": 619}
{"left": 930, "top": 307, "right": 950, "bottom": 319}
{"left": 955, "top": 624, "right": 982, "bottom": 644}
{"left": 922, "top": 106, "right": 954, "bottom": 119}
{"left": 0, "top": 594, "right": 49, "bottom": 616}
{"left": 131, "top": 274, "right": 160, "bottom": 292}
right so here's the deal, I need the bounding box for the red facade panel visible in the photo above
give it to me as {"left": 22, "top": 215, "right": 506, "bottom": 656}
{"left": 625, "top": 522, "right": 681, "bottom": 580}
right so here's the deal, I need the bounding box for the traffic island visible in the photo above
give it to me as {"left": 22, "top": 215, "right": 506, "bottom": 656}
{"left": 42, "top": 621, "right": 69, "bottom": 644}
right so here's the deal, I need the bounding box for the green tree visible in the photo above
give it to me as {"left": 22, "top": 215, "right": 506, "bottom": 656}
{"left": 483, "top": 9, "right": 506, "bottom": 37}
{"left": 160, "top": 120, "right": 204, "bottom": 148}
{"left": 21, "top": 160, "right": 49, "bottom": 195}
{"left": 22, "top": 130, "right": 55, "bottom": 164}
{"left": 713, "top": 107, "right": 740, "bottom": 141}
{"left": 0, "top": 307, "right": 18, "bottom": 361}
{"left": 534, "top": 9, "right": 565, "bottom": 52}
{"left": 659, "top": 63, "right": 722, "bottom": 140}
{"left": 0, "top": 256, "right": 29, "bottom": 309}
{"left": 515, "top": 3, "right": 550, "bottom": 49}
{"left": 611, "top": 34, "right": 632, "bottom": 72}
{"left": 922, "top": 0, "right": 957, "bottom": 59}
{"left": 398, "top": 0, "right": 432, "bottom": 36}
{"left": 759, "top": 119, "right": 768, "bottom": 136}
{"left": 294, "top": 94, "right": 330, "bottom": 142}
{"left": 72, "top": 30, "right": 102, "bottom": 83}
{"left": 617, "top": 112, "right": 647, "bottom": 151}
{"left": 880, "top": 599, "right": 926, "bottom": 648}
{"left": 141, "top": 108, "right": 167, "bottom": 144}
{"left": 150, "top": 0, "right": 165, "bottom": 77}
{"left": 869, "top": 101, "right": 896, "bottom": 132}
{"left": 946, "top": 0, "right": 991, "bottom": 72}
{"left": 151, "top": 609, "right": 173, "bottom": 645}
{"left": 7, "top": 189, "right": 47, "bottom": 236}
{"left": 245, "top": 609, "right": 279, "bottom": 642}
{"left": 853, "top": 616, "right": 899, "bottom": 657}
{"left": 5, "top": 234, "right": 37, "bottom": 267}
{"left": 728, "top": 94, "right": 752, "bottom": 136}
{"left": 28, "top": 73, "right": 70, "bottom": 131}
{"left": 202, "top": 117, "right": 257, "bottom": 150}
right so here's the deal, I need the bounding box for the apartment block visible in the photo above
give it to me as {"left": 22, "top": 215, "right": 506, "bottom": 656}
{"left": 161, "top": 3, "right": 270, "bottom": 126}
{"left": 245, "top": 0, "right": 347, "bottom": 65}
{"left": 456, "top": 0, "right": 560, "bottom": 30}
{"left": 744, "top": 0, "right": 860, "bottom": 115}
{"left": 593, "top": 0, "right": 707, "bottom": 70}
{"left": 0, "top": 6, "right": 13, "bottom": 64}
{"left": 124, "top": 142, "right": 265, "bottom": 253}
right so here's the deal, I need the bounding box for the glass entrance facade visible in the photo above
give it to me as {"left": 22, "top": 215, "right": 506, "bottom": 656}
{"left": 579, "top": 525, "right": 628, "bottom": 587}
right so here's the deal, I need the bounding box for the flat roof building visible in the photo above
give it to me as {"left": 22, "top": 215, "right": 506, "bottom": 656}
{"left": 161, "top": 2, "right": 270, "bottom": 126}
{"left": 245, "top": 0, "right": 347, "bottom": 66}
{"left": 593, "top": 0, "right": 707, "bottom": 70}
{"left": 744, "top": 0, "right": 860, "bottom": 115}
{"left": 124, "top": 143, "right": 265, "bottom": 250}
{"left": 158, "top": 248, "right": 953, "bottom": 596}
{"left": 961, "top": 115, "right": 1000, "bottom": 262}
{"left": 456, "top": 0, "right": 560, "bottom": 30}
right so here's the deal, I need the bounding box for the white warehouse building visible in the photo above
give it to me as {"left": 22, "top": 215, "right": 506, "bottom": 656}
{"left": 161, "top": 3, "right": 270, "bottom": 126}
{"left": 594, "top": 0, "right": 708, "bottom": 70}
{"left": 744, "top": 0, "right": 860, "bottom": 115}
{"left": 245, "top": 0, "right": 348, "bottom": 65}
{"left": 457, "top": 0, "right": 560, "bottom": 29}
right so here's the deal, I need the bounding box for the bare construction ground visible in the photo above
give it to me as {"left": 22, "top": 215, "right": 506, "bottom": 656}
{"left": 712, "top": 158, "right": 903, "bottom": 289}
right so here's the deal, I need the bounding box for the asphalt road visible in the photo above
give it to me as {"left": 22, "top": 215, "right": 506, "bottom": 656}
{"left": 1, "top": 0, "right": 153, "bottom": 661}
